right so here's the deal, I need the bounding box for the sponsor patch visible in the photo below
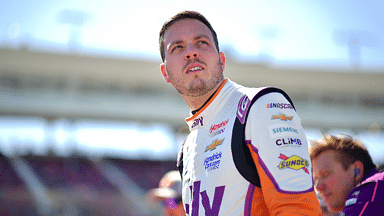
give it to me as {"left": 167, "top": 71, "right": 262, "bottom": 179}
{"left": 191, "top": 117, "right": 203, "bottom": 128}
{"left": 272, "top": 113, "right": 293, "bottom": 121}
{"left": 204, "top": 151, "right": 222, "bottom": 172}
{"left": 278, "top": 154, "right": 309, "bottom": 174}
{"left": 209, "top": 119, "right": 229, "bottom": 137}
{"left": 265, "top": 103, "right": 293, "bottom": 109}
{"left": 185, "top": 181, "right": 225, "bottom": 215}
{"left": 351, "top": 191, "right": 360, "bottom": 197}
{"left": 237, "top": 95, "right": 250, "bottom": 124}
{"left": 205, "top": 138, "right": 224, "bottom": 152}
{"left": 276, "top": 138, "right": 302, "bottom": 147}
{"left": 345, "top": 198, "right": 357, "bottom": 207}
{"left": 268, "top": 123, "right": 299, "bottom": 138}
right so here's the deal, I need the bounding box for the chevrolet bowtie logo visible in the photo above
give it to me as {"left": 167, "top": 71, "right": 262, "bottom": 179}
{"left": 272, "top": 114, "right": 293, "bottom": 121}
{"left": 205, "top": 139, "right": 224, "bottom": 152}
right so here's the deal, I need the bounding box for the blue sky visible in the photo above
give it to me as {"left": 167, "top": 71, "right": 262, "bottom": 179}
{"left": 1, "top": 0, "right": 384, "bottom": 68}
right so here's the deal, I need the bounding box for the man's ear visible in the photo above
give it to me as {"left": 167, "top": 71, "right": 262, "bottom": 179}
{"left": 160, "top": 63, "right": 170, "bottom": 83}
{"left": 219, "top": 52, "right": 226, "bottom": 71}
{"left": 353, "top": 161, "right": 364, "bottom": 182}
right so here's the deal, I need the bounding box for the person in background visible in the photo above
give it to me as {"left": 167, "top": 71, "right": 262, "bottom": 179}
{"left": 158, "top": 10, "right": 321, "bottom": 215}
{"left": 148, "top": 170, "right": 185, "bottom": 216}
{"left": 310, "top": 134, "right": 384, "bottom": 215}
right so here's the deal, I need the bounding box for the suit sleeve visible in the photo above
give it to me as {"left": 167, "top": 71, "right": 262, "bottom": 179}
{"left": 245, "top": 92, "right": 322, "bottom": 215}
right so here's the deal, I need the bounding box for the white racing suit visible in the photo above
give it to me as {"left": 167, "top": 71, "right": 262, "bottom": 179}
{"left": 177, "top": 78, "right": 321, "bottom": 215}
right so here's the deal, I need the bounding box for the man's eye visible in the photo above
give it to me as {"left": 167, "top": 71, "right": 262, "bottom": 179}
{"left": 198, "top": 41, "right": 208, "bottom": 45}
{"left": 172, "top": 45, "right": 183, "bottom": 52}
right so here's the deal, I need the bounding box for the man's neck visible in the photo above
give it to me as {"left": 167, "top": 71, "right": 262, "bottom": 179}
{"left": 182, "top": 79, "right": 225, "bottom": 112}
{"left": 191, "top": 88, "right": 218, "bottom": 115}
{"left": 182, "top": 91, "right": 215, "bottom": 112}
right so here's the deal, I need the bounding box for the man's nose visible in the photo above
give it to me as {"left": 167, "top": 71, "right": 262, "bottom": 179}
{"left": 185, "top": 47, "right": 199, "bottom": 60}
{"left": 315, "top": 180, "right": 325, "bottom": 192}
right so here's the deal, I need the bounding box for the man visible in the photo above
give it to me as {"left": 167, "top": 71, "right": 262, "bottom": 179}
{"left": 148, "top": 170, "right": 186, "bottom": 216}
{"left": 159, "top": 11, "right": 321, "bottom": 215}
{"left": 310, "top": 134, "right": 384, "bottom": 215}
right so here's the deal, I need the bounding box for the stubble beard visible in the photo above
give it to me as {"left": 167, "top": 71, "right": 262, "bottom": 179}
{"left": 326, "top": 196, "right": 346, "bottom": 213}
{"left": 169, "top": 60, "right": 224, "bottom": 98}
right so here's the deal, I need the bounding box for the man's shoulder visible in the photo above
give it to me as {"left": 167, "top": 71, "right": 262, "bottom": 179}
{"left": 228, "top": 79, "right": 291, "bottom": 101}
{"left": 236, "top": 85, "right": 290, "bottom": 101}
{"left": 344, "top": 171, "right": 384, "bottom": 215}
{"left": 358, "top": 169, "right": 384, "bottom": 187}
{"left": 364, "top": 170, "right": 384, "bottom": 183}
{"left": 347, "top": 170, "right": 384, "bottom": 203}
{"left": 358, "top": 171, "right": 384, "bottom": 198}
{"left": 238, "top": 86, "right": 295, "bottom": 111}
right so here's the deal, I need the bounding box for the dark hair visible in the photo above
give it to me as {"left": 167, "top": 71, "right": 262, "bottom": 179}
{"left": 159, "top": 11, "right": 220, "bottom": 62}
{"left": 309, "top": 134, "right": 376, "bottom": 176}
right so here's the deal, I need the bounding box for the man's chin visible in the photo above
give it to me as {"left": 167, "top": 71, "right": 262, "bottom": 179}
{"left": 189, "top": 78, "right": 205, "bottom": 87}
{"left": 187, "top": 81, "right": 208, "bottom": 96}
{"left": 327, "top": 204, "right": 344, "bottom": 213}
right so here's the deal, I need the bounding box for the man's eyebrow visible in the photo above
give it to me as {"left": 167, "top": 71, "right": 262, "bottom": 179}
{"left": 169, "top": 34, "right": 211, "bottom": 46}
{"left": 194, "top": 34, "right": 211, "bottom": 41}
{"left": 167, "top": 40, "right": 183, "bottom": 51}
{"left": 317, "top": 166, "right": 332, "bottom": 173}
{"left": 167, "top": 34, "right": 212, "bottom": 51}
{"left": 169, "top": 40, "right": 183, "bottom": 47}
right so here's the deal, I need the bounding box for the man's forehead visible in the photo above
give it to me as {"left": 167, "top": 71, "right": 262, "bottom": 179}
{"left": 313, "top": 151, "right": 339, "bottom": 169}
{"left": 164, "top": 19, "right": 213, "bottom": 41}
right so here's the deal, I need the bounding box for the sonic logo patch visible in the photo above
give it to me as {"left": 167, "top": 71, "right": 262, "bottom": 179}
{"left": 205, "top": 138, "right": 224, "bottom": 152}
{"left": 278, "top": 154, "right": 309, "bottom": 174}
{"left": 272, "top": 114, "right": 293, "bottom": 121}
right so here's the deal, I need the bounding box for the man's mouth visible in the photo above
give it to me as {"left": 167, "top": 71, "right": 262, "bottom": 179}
{"left": 185, "top": 61, "right": 205, "bottom": 74}
{"left": 187, "top": 66, "right": 203, "bottom": 73}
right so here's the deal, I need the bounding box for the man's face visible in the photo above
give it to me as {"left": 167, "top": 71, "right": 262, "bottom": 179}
{"left": 312, "top": 151, "right": 355, "bottom": 213}
{"left": 160, "top": 18, "right": 225, "bottom": 98}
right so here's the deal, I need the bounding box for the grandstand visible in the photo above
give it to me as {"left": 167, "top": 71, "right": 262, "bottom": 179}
{"left": 0, "top": 151, "right": 176, "bottom": 215}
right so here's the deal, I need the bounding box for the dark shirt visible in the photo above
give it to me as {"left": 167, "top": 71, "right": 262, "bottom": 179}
{"left": 341, "top": 169, "right": 384, "bottom": 216}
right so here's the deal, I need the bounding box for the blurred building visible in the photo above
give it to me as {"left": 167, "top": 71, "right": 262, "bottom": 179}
{"left": 0, "top": 47, "right": 383, "bottom": 215}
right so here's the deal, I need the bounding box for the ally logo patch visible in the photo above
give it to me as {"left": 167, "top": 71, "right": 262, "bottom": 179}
{"left": 191, "top": 117, "right": 204, "bottom": 128}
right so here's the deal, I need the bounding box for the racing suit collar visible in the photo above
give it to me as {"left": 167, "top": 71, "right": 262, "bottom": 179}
{"left": 186, "top": 78, "right": 230, "bottom": 131}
